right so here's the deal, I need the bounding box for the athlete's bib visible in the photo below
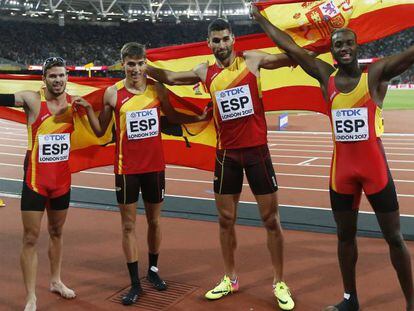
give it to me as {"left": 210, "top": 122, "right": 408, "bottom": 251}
{"left": 126, "top": 108, "right": 159, "bottom": 140}
{"left": 332, "top": 108, "right": 369, "bottom": 142}
{"left": 38, "top": 133, "right": 70, "bottom": 163}
{"left": 215, "top": 84, "right": 254, "bottom": 121}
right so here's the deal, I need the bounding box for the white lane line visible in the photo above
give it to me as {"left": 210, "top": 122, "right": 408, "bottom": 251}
{"left": 2, "top": 185, "right": 414, "bottom": 217}
{"left": 273, "top": 154, "right": 330, "bottom": 159}
{"left": 12, "top": 166, "right": 414, "bottom": 196}
{"left": 267, "top": 130, "right": 414, "bottom": 137}
{"left": 0, "top": 132, "right": 27, "bottom": 137}
{"left": 271, "top": 143, "right": 414, "bottom": 150}
{"left": 1, "top": 159, "right": 414, "bottom": 177}
{"left": 267, "top": 138, "right": 414, "bottom": 146}
{"left": 270, "top": 148, "right": 414, "bottom": 157}
{"left": 271, "top": 154, "right": 414, "bottom": 163}
{"left": 0, "top": 137, "right": 26, "bottom": 143}
{"left": 0, "top": 152, "right": 24, "bottom": 157}
{"left": 1, "top": 172, "right": 414, "bottom": 198}
{"left": 74, "top": 170, "right": 414, "bottom": 184}
{"left": 0, "top": 121, "right": 25, "bottom": 127}
{"left": 297, "top": 157, "right": 319, "bottom": 166}
{"left": 166, "top": 165, "right": 197, "bottom": 170}
{"left": 0, "top": 143, "right": 26, "bottom": 149}
{"left": 1, "top": 160, "right": 414, "bottom": 176}
{"left": 277, "top": 173, "right": 414, "bottom": 184}
{"left": 0, "top": 162, "right": 22, "bottom": 167}
{"left": 267, "top": 134, "right": 414, "bottom": 139}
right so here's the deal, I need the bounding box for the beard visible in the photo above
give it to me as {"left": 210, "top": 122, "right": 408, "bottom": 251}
{"left": 46, "top": 82, "right": 66, "bottom": 97}
{"left": 214, "top": 48, "right": 232, "bottom": 62}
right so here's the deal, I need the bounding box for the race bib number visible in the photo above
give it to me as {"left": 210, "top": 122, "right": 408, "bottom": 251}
{"left": 332, "top": 108, "right": 369, "bottom": 142}
{"left": 126, "top": 108, "right": 159, "bottom": 140}
{"left": 215, "top": 85, "right": 254, "bottom": 121}
{"left": 38, "top": 133, "right": 70, "bottom": 163}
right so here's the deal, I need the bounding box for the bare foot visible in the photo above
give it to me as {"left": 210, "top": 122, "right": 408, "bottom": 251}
{"left": 50, "top": 281, "right": 76, "bottom": 299}
{"left": 23, "top": 297, "right": 36, "bottom": 311}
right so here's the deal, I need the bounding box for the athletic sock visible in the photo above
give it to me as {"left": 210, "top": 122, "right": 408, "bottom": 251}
{"left": 148, "top": 253, "right": 159, "bottom": 268}
{"left": 127, "top": 261, "right": 141, "bottom": 288}
{"left": 122, "top": 261, "right": 142, "bottom": 305}
{"left": 147, "top": 254, "right": 167, "bottom": 291}
{"left": 334, "top": 291, "right": 359, "bottom": 311}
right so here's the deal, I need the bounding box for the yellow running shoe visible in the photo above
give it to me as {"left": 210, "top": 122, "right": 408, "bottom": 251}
{"left": 205, "top": 275, "right": 239, "bottom": 300}
{"left": 274, "top": 281, "right": 295, "bottom": 310}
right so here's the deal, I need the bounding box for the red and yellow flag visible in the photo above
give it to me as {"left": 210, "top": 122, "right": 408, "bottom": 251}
{"left": 0, "top": 74, "right": 216, "bottom": 172}
{"left": 1, "top": 1, "right": 413, "bottom": 172}
{"left": 255, "top": 0, "right": 414, "bottom": 52}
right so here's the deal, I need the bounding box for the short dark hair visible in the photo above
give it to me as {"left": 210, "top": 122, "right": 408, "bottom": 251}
{"left": 121, "top": 42, "right": 146, "bottom": 61}
{"left": 42, "top": 57, "right": 66, "bottom": 76}
{"left": 331, "top": 28, "right": 357, "bottom": 46}
{"left": 208, "top": 18, "right": 232, "bottom": 36}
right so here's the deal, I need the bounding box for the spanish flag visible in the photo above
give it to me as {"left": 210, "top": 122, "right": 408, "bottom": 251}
{"left": 146, "top": 29, "right": 330, "bottom": 115}
{"left": 1, "top": 0, "right": 413, "bottom": 172}
{"left": 0, "top": 74, "right": 216, "bottom": 172}
{"left": 255, "top": 0, "right": 414, "bottom": 52}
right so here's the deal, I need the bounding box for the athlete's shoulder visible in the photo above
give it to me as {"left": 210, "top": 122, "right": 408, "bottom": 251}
{"left": 104, "top": 84, "right": 118, "bottom": 107}
{"left": 18, "top": 90, "right": 41, "bottom": 107}
{"left": 19, "top": 90, "right": 40, "bottom": 100}
{"left": 194, "top": 61, "right": 209, "bottom": 73}
{"left": 106, "top": 83, "right": 119, "bottom": 94}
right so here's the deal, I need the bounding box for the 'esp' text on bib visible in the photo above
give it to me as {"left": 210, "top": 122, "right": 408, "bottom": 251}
{"left": 332, "top": 108, "right": 369, "bottom": 142}
{"left": 215, "top": 85, "right": 254, "bottom": 121}
{"left": 126, "top": 108, "right": 159, "bottom": 140}
{"left": 38, "top": 133, "right": 70, "bottom": 163}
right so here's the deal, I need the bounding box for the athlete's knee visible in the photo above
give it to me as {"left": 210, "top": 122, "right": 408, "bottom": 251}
{"left": 218, "top": 213, "right": 236, "bottom": 230}
{"left": 262, "top": 213, "right": 280, "bottom": 233}
{"left": 384, "top": 231, "right": 405, "bottom": 249}
{"left": 48, "top": 224, "right": 63, "bottom": 239}
{"left": 122, "top": 220, "right": 136, "bottom": 235}
{"left": 147, "top": 217, "right": 160, "bottom": 229}
{"left": 22, "top": 229, "right": 40, "bottom": 247}
{"left": 337, "top": 227, "right": 357, "bottom": 243}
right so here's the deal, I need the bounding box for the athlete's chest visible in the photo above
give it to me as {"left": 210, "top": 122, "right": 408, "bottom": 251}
{"left": 334, "top": 74, "right": 362, "bottom": 93}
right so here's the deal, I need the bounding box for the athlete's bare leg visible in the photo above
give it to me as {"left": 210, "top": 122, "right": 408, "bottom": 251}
{"left": 119, "top": 203, "right": 139, "bottom": 262}
{"left": 215, "top": 193, "right": 240, "bottom": 280}
{"left": 143, "top": 202, "right": 162, "bottom": 254}
{"left": 21, "top": 211, "right": 43, "bottom": 311}
{"left": 376, "top": 210, "right": 414, "bottom": 310}
{"left": 332, "top": 210, "right": 359, "bottom": 294}
{"left": 255, "top": 192, "right": 284, "bottom": 283}
{"left": 47, "top": 209, "right": 75, "bottom": 299}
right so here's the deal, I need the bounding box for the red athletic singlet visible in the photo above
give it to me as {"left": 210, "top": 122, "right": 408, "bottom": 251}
{"left": 327, "top": 69, "right": 388, "bottom": 195}
{"left": 24, "top": 89, "right": 74, "bottom": 197}
{"left": 114, "top": 80, "right": 165, "bottom": 175}
{"left": 205, "top": 53, "right": 267, "bottom": 150}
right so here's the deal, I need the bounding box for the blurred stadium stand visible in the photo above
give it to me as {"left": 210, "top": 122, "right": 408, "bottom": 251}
{"left": 0, "top": 19, "right": 412, "bottom": 82}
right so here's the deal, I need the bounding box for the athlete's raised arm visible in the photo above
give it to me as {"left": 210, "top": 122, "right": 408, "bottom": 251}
{"left": 251, "top": 5, "right": 334, "bottom": 85}
{"left": 367, "top": 45, "right": 414, "bottom": 106}
{"left": 147, "top": 63, "right": 207, "bottom": 86}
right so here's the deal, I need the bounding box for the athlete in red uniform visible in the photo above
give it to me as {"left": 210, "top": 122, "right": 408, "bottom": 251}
{"left": 0, "top": 57, "right": 76, "bottom": 311}
{"left": 253, "top": 6, "right": 414, "bottom": 311}
{"left": 75, "top": 42, "right": 209, "bottom": 305}
{"left": 147, "top": 19, "right": 296, "bottom": 310}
